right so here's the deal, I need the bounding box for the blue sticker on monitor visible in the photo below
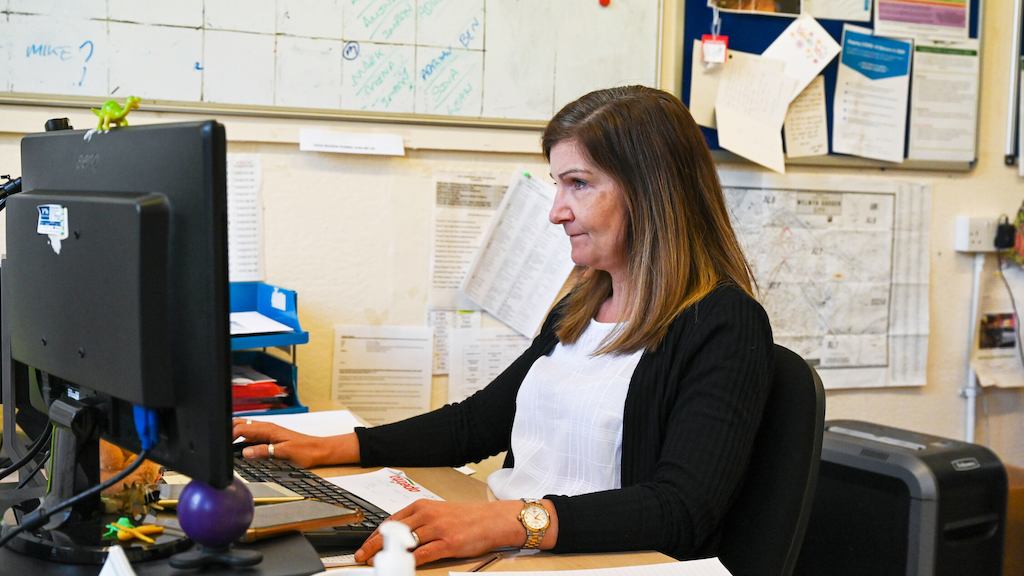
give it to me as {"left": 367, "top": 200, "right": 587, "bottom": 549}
{"left": 36, "top": 204, "right": 68, "bottom": 238}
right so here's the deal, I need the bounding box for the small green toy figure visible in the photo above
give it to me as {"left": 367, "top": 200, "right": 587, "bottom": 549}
{"left": 92, "top": 95, "right": 141, "bottom": 131}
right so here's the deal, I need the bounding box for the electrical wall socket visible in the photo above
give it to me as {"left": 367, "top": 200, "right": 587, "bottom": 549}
{"left": 954, "top": 215, "right": 1000, "bottom": 253}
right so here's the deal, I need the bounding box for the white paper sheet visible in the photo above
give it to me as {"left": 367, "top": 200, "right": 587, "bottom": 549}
{"left": 462, "top": 174, "right": 575, "bottom": 338}
{"left": 429, "top": 310, "right": 481, "bottom": 375}
{"left": 414, "top": 46, "right": 483, "bottom": 117}
{"left": 326, "top": 468, "right": 443, "bottom": 515}
{"left": 230, "top": 311, "right": 292, "bottom": 336}
{"left": 202, "top": 30, "right": 275, "bottom": 105}
{"left": 341, "top": 42, "right": 415, "bottom": 113}
{"left": 688, "top": 43, "right": 761, "bottom": 130}
{"left": 875, "top": 0, "right": 969, "bottom": 42}
{"left": 332, "top": 325, "right": 432, "bottom": 425}
{"left": 299, "top": 129, "right": 405, "bottom": 156}
{"left": 907, "top": 39, "right": 979, "bottom": 162}
{"left": 715, "top": 53, "right": 792, "bottom": 173}
{"left": 784, "top": 75, "right": 829, "bottom": 158}
{"left": 430, "top": 172, "right": 508, "bottom": 309}
{"left": 450, "top": 558, "right": 733, "bottom": 576}
{"left": 449, "top": 326, "right": 531, "bottom": 403}
{"left": 832, "top": 25, "right": 912, "bottom": 164}
{"left": 244, "top": 409, "right": 367, "bottom": 436}
{"left": 227, "top": 154, "right": 264, "bottom": 282}
{"left": 762, "top": 15, "right": 842, "bottom": 100}
{"left": 109, "top": 22, "right": 202, "bottom": 102}
{"left": 275, "top": 36, "right": 342, "bottom": 109}
{"left": 804, "top": 0, "right": 872, "bottom": 21}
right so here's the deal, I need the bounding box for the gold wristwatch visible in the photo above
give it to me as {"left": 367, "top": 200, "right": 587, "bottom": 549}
{"left": 518, "top": 498, "right": 550, "bottom": 549}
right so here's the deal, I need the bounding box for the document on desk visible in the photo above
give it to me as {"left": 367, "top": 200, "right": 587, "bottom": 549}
{"left": 462, "top": 173, "right": 575, "bottom": 338}
{"left": 449, "top": 325, "right": 531, "bottom": 403}
{"left": 245, "top": 409, "right": 366, "bottom": 436}
{"left": 907, "top": 39, "right": 979, "bottom": 162}
{"left": 715, "top": 52, "right": 792, "bottom": 173}
{"left": 325, "top": 468, "right": 443, "bottom": 515}
{"left": 762, "top": 15, "right": 841, "bottom": 101}
{"left": 430, "top": 172, "right": 508, "bottom": 310}
{"left": 227, "top": 154, "right": 263, "bottom": 282}
{"left": 832, "top": 25, "right": 912, "bottom": 163}
{"left": 331, "top": 325, "right": 432, "bottom": 426}
{"left": 449, "top": 557, "right": 733, "bottom": 576}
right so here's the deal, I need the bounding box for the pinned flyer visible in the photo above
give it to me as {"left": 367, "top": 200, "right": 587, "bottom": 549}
{"left": 299, "top": 129, "right": 405, "bottom": 156}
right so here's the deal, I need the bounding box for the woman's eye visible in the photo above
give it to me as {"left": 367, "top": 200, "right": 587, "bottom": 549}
{"left": 571, "top": 179, "right": 587, "bottom": 190}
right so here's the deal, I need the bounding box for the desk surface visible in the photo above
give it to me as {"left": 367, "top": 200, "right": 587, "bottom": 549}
{"left": 314, "top": 465, "right": 674, "bottom": 574}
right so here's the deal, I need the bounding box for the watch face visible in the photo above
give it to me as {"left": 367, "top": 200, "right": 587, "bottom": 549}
{"left": 523, "top": 505, "right": 548, "bottom": 530}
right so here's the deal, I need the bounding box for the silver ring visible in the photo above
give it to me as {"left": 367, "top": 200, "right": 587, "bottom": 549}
{"left": 410, "top": 530, "right": 420, "bottom": 549}
{"left": 245, "top": 418, "right": 253, "bottom": 425}
{"left": 267, "top": 443, "right": 276, "bottom": 458}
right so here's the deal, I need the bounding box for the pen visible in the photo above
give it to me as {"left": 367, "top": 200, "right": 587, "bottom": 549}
{"left": 468, "top": 552, "right": 502, "bottom": 572}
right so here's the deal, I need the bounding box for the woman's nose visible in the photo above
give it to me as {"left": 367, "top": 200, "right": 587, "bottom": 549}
{"left": 549, "top": 189, "right": 572, "bottom": 224}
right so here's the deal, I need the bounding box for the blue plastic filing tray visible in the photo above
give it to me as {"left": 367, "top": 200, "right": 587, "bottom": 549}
{"left": 231, "top": 350, "right": 308, "bottom": 416}
{"left": 229, "top": 282, "right": 309, "bottom": 351}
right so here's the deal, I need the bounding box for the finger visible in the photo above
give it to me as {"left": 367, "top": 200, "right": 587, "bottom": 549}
{"left": 354, "top": 531, "right": 384, "bottom": 564}
{"left": 412, "top": 540, "right": 447, "bottom": 567}
{"left": 232, "top": 421, "right": 278, "bottom": 443}
{"left": 241, "top": 443, "right": 272, "bottom": 459}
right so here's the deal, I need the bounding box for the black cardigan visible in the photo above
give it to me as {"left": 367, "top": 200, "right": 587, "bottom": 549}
{"left": 355, "top": 284, "right": 773, "bottom": 559}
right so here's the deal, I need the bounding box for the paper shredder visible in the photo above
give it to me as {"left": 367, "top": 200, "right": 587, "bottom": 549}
{"left": 793, "top": 420, "right": 1007, "bottom": 576}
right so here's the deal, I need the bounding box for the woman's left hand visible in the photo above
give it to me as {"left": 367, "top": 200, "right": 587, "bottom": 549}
{"left": 354, "top": 499, "right": 525, "bottom": 566}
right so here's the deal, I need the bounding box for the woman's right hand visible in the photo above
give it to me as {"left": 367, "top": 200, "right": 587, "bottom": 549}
{"left": 232, "top": 420, "right": 359, "bottom": 469}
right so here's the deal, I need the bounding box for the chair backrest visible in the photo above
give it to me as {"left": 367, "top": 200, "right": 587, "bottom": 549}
{"left": 718, "top": 344, "right": 826, "bottom": 576}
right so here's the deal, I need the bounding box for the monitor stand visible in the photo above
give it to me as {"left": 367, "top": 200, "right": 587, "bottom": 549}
{"left": 2, "top": 397, "right": 188, "bottom": 564}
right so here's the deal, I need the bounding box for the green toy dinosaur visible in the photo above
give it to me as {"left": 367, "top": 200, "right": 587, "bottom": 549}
{"left": 92, "top": 96, "right": 141, "bottom": 131}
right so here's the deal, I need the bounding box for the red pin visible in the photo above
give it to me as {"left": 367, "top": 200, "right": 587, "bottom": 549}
{"left": 599, "top": 0, "right": 610, "bottom": 6}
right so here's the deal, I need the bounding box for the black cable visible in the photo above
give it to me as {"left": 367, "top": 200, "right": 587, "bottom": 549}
{"left": 0, "top": 448, "right": 151, "bottom": 550}
{"left": 15, "top": 445, "right": 51, "bottom": 490}
{"left": 0, "top": 425, "right": 53, "bottom": 482}
{"left": 996, "top": 253, "right": 1024, "bottom": 365}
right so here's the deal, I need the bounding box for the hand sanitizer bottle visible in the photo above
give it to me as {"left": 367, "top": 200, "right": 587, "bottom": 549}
{"left": 374, "top": 521, "right": 416, "bottom": 576}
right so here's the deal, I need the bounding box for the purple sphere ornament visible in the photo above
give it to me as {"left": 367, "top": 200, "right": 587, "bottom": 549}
{"left": 177, "top": 478, "right": 254, "bottom": 548}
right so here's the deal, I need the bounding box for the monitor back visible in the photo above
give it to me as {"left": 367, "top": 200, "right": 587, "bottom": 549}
{"left": 7, "top": 121, "right": 232, "bottom": 486}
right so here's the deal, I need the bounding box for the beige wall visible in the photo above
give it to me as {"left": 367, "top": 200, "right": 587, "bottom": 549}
{"left": 1, "top": 2, "right": 1023, "bottom": 471}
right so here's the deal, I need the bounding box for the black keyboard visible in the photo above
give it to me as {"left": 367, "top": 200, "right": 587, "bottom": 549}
{"left": 234, "top": 456, "right": 389, "bottom": 550}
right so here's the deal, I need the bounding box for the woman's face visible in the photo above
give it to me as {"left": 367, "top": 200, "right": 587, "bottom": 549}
{"left": 548, "top": 139, "right": 628, "bottom": 279}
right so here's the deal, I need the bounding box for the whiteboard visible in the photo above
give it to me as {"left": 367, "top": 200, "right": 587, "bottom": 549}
{"left": 0, "top": 0, "right": 663, "bottom": 125}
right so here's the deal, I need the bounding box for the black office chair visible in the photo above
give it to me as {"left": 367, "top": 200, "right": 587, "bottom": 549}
{"left": 718, "top": 344, "right": 826, "bottom": 576}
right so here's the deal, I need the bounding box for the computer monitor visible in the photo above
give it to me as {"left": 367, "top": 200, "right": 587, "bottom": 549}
{"left": 0, "top": 121, "right": 232, "bottom": 561}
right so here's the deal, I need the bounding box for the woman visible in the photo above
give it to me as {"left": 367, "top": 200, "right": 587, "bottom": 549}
{"left": 233, "top": 86, "right": 773, "bottom": 566}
